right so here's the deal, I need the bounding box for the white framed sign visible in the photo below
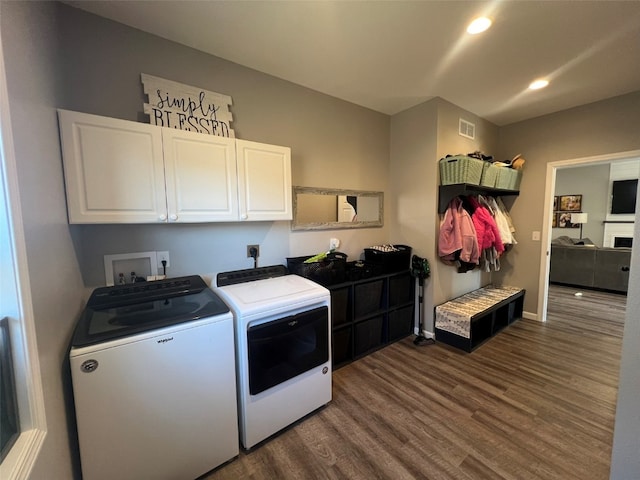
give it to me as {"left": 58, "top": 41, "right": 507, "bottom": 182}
{"left": 141, "top": 73, "right": 235, "bottom": 137}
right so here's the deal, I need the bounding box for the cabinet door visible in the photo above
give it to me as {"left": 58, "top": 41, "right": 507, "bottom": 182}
{"left": 236, "top": 139, "right": 292, "bottom": 221}
{"left": 58, "top": 109, "right": 166, "bottom": 223}
{"left": 162, "top": 129, "right": 239, "bottom": 222}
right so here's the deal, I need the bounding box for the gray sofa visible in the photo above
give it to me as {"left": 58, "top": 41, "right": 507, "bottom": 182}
{"left": 549, "top": 237, "right": 631, "bottom": 293}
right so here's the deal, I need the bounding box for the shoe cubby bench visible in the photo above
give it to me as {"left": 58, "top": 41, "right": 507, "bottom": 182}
{"left": 434, "top": 285, "right": 525, "bottom": 352}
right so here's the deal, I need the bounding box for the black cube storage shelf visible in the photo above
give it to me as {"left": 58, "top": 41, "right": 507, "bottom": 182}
{"left": 329, "top": 270, "right": 415, "bottom": 369}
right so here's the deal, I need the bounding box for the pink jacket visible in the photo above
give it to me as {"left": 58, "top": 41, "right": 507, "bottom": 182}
{"left": 468, "top": 196, "right": 504, "bottom": 254}
{"left": 438, "top": 197, "right": 480, "bottom": 264}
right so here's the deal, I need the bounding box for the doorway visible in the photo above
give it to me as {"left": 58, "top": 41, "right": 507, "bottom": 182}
{"left": 538, "top": 149, "right": 640, "bottom": 322}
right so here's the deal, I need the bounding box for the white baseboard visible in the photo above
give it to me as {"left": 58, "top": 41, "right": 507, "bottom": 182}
{"left": 522, "top": 310, "right": 540, "bottom": 322}
{"left": 414, "top": 327, "right": 435, "bottom": 339}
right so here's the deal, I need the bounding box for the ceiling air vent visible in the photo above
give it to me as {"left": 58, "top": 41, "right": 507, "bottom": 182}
{"left": 459, "top": 118, "right": 475, "bottom": 139}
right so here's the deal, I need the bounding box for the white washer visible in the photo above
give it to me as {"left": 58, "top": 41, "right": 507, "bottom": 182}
{"left": 69, "top": 276, "right": 238, "bottom": 480}
{"left": 215, "top": 268, "right": 331, "bottom": 449}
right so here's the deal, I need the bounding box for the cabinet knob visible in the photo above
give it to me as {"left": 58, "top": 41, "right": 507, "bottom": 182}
{"left": 241, "top": 214, "right": 248, "bottom": 220}
{"left": 621, "top": 266, "right": 630, "bottom": 272}
{"left": 159, "top": 214, "right": 167, "bottom": 221}
{"left": 169, "top": 214, "right": 178, "bottom": 221}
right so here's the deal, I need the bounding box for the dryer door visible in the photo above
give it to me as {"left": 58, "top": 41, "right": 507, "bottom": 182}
{"left": 247, "top": 306, "right": 329, "bottom": 395}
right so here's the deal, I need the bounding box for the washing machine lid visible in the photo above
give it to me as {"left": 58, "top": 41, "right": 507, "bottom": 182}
{"left": 71, "top": 275, "right": 230, "bottom": 348}
{"left": 216, "top": 274, "right": 329, "bottom": 317}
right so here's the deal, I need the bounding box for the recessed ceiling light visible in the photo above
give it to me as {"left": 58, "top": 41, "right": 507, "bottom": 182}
{"left": 529, "top": 79, "right": 550, "bottom": 90}
{"left": 467, "top": 17, "right": 492, "bottom": 34}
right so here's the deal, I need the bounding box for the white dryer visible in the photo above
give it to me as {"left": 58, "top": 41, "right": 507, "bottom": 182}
{"left": 215, "top": 266, "right": 332, "bottom": 449}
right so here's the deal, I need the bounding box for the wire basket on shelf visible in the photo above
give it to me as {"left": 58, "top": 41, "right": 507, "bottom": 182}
{"left": 286, "top": 252, "right": 348, "bottom": 286}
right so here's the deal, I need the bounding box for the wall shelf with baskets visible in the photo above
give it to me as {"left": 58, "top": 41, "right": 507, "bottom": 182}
{"left": 438, "top": 154, "right": 521, "bottom": 213}
{"left": 438, "top": 184, "right": 519, "bottom": 213}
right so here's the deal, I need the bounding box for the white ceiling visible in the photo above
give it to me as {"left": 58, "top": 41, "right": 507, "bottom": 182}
{"left": 65, "top": 0, "right": 640, "bottom": 125}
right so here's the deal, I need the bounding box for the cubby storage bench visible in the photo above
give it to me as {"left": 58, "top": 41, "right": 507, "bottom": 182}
{"left": 329, "top": 270, "right": 415, "bottom": 369}
{"left": 435, "top": 285, "right": 525, "bottom": 352}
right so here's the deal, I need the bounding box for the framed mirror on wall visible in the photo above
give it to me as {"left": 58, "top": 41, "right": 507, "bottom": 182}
{"left": 291, "top": 186, "right": 384, "bottom": 231}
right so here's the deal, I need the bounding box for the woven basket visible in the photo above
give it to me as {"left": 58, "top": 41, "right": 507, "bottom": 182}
{"left": 439, "top": 155, "right": 486, "bottom": 185}
{"left": 495, "top": 168, "right": 522, "bottom": 190}
{"left": 480, "top": 163, "right": 500, "bottom": 187}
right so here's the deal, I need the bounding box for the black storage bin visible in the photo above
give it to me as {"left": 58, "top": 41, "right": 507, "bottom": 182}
{"left": 287, "top": 252, "right": 347, "bottom": 286}
{"left": 354, "top": 316, "right": 384, "bottom": 356}
{"left": 332, "top": 327, "right": 352, "bottom": 366}
{"left": 389, "top": 273, "right": 413, "bottom": 307}
{"left": 354, "top": 279, "right": 384, "bottom": 319}
{"left": 388, "top": 305, "right": 414, "bottom": 341}
{"left": 363, "top": 245, "right": 412, "bottom": 273}
{"left": 331, "top": 287, "right": 350, "bottom": 327}
{"left": 345, "top": 261, "right": 384, "bottom": 281}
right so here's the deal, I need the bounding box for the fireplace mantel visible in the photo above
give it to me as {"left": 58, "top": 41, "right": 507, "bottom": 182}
{"left": 603, "top": 222, "right": 635, "bottom": 248}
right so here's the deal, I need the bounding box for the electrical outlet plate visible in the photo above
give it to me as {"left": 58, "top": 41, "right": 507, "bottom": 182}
{"left": 247, "top": 244, "right": 260, "bottom": 258}
{"left": 104, "top": 251, "right": 158, "bottom": 286}
{"left": 157, "top": 251, "right": 170, "bottom": 268}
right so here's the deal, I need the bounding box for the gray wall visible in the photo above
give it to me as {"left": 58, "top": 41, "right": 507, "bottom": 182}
{"left": 56, "top": 3, "right": 392, "bottom": 285}
{"left": 496, "top": 92, "right": 640, "bottom": 314}
{"left": 434, "top": 99, "right": 499, "bottom": 303}
{"left": 389, "top": 98, "right": 439, "bottom": 334}
{"left": 1, "top": 2, "right": 85, "bottom": 479}
{"left": 389, "top": 97, "right": 498, "bottom": 335}
{"left": 553, "top": 163, "right": 610, "bottom": 246}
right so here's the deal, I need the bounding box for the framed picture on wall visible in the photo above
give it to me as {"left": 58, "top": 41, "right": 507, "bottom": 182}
{"left": 559, "top": 194, "right": 582, "bottom": 212}
{"left": 558, "top": 211, "right": 580, "bottom": 228}
{"left": 552, "top": 212, "right": 557, "bottom": 228}
{"left": 553, "top": 196, "right": 558, "bottom": 211}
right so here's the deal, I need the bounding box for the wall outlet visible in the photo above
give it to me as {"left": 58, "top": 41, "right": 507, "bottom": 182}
{"left": 157, "top": 251, "right": 170, "bottom": 268}
{"left": 329, "top": 238, "right": 340, "bottom": 250}
{"left": 532, "top": 231, "right": 541, "bottom": 241}
{"left": 247, "top": 245, "right": 260, "bottom": 258}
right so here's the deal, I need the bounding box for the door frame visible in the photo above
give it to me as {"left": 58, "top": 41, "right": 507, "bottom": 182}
{"left": 538, "top": 149, "right": 640, "bottom": 322}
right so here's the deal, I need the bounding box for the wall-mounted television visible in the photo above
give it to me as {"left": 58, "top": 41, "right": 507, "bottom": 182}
{"left": 611, "top": 179, "right": 638, "bottom": 214}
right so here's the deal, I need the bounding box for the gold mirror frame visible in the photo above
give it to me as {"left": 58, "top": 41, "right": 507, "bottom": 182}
{"left": 291, "top": 186, "right": 384, "bottom": 231}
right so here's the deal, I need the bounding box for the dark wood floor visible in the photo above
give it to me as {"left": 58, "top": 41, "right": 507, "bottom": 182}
{"left": 203, "top": 285, "right": 626, "bottom": 480}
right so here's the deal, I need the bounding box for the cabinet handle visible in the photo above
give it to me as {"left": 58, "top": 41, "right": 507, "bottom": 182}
{"left": 169, "top": 214, "right": 178, "bottom": 221}
{"left": 621, "top": 266, "right": 630, "bottom": 272}
{"left": 241, "top": 214, "right": 248, "bottom": 220}
{"left": 159, "top": 214, "right": 167, "bottom": 221}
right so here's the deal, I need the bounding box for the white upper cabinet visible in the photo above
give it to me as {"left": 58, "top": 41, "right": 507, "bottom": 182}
{"left": 58, "top": 109, "right": 292, "bottom": 224}
{"left": 58, "top": 109, "right": 166, "bottom": 223}
{"left": 162, "top": 128, "right": 238, "bottom": 222}
{"left": 236, "top": 139, "right": 292, "bottom": 221}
